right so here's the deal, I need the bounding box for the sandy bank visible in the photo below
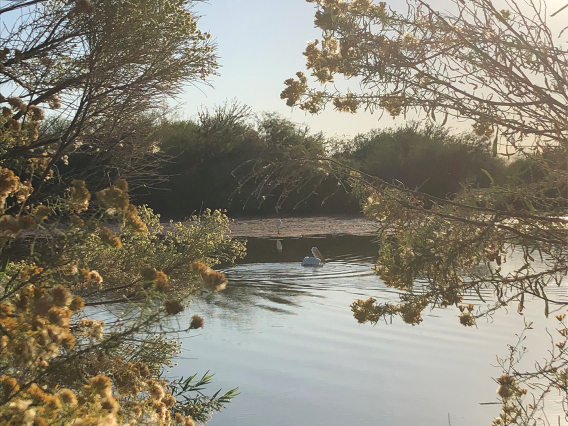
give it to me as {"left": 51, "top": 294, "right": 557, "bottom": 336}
{"left": 225, "top": 216, "right": 379, "bottom": 238}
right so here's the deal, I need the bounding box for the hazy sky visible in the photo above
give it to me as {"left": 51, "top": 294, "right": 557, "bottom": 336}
{"left": 179, "top": 0, "right": 567, "bottom": 139}
{"left": 180, "top": 0, "right": 408, "bottom": 138}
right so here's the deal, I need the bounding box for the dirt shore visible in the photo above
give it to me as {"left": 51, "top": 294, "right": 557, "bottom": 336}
{"left": 225, "top": 215, "right": 379, "bottom": 238}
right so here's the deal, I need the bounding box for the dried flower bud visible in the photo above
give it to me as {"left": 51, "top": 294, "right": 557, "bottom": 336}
{"left": 140, "top": 268, "right": 158, "bottom": 281}
{"left": 34, "top": 205, "right": 52, "bottom": 222}
{"left": 7, "top": 118, "right": 20, "bottom": 131}
{"left": 51, "top": 285, "right": 72, "bottom": 307}
{"left": 58, "top": 389, "right": 77, "bottom": 406}
{"left": 17, "top": 215, "right": 35, "bottom": 230}
{"left": 69, "top": 296, "right": 84, "bottom": 312}
{"left": 69, "top": 215, "right": 84, "bottom": 228}
{"left": 0, "top": 215, "right": 21, "bottom": 236}
{"left": 147, "top": 380, "right": 164, "bottom": 401}
{"left": 114, "top": 179, "right": 128, "bottom": 191}
{"left": 155, "top": 271, "right": 170, "bottom": 292}
{"left": 69, "top": 180, "right": 91, "bottom": 213}
{"left": 89, "top": 375, "right": 112, "bottom": 398}
{"left": 189, "top": 315, "right": 204, "bottom": 329}
{"left": 47, "top": 95, "right": 61, "bottom": 109}
{"left": 7, "top": 97, "right": 27, "bottom": 113}
{"left": 164, "top": 300, "right": 184, "bottom": 315}
{"left": 99, "top": 227, "right": 121, "bottom": 248}
{"left": 27, "top": 105, "right": 45, "bottom": 121}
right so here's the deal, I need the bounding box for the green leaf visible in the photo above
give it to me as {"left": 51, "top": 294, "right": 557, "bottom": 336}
{"left": 542, "top": 284, "right": 549, "bottom": 317}
{"left": 480, "top": 168, "right": 494, "bottom": 185}
{"left": 475, "top": 286, "right": 486, "bottom": 303}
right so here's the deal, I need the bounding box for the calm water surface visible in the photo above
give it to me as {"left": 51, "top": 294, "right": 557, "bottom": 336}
{"left": 172, "top": 236, "right": 567, "bottom": 426}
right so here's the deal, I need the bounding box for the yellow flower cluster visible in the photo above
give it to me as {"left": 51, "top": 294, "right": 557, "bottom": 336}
{"left": 97, "top": 180, "right": 147, "bottom": 234}
{"left": 78, "top": 319, "right": 105, "bottom": 341}
{"left": 0, "top": 168, "right": 19, "bottom": 210}
{"left": 69, "top": 180, "right": 91, "bottom": 212}
{"left": 351, "top": 0, "right": 372, "bottom": 11}
{"left": 400, "top": 32, "right": 420, "bottom": 47}
{"left": 379, "top": 94, "right": 405, "bottom": 117}
{"left": 472, "top": 119, "right": 494, "bottom": 137}
{"left": 0, "top": 362, "right": 197, "bottom": 426}
{"left": 332, "top": 93, "right": 359, "bottom": 113}
{"left": 303, "top": 38, "right": 342, "bottom": 84}
{"left": 281, "top": 72, "right": 308, "bottom": 107}
{"left": 300, "top": 91, "right": 326, "bottom": 114}
{"left": 0, "top": 283, "right": 83, "bottom": 376}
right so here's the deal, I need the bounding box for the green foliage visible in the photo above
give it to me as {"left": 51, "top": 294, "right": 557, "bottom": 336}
{"left": 341, "top": 123, "right": 506, "bottom": 199}
{"left": 140, "top": 108, "right": 517, "bottom": 218}
{"left": 0, "top": 0, "right": 218, "bottom": 199}
{"left": 0, "top": 175, "right": 245, "bottom": 424}
{"left": 136, "top": 105, "right": 360, "bottom": 217}
{"left": 170, "top": 372, "right": 239, "bottom": 423}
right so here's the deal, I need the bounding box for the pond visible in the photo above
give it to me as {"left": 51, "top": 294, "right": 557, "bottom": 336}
{"left": 172, "top": 235, "right": 567, "bottom": 426}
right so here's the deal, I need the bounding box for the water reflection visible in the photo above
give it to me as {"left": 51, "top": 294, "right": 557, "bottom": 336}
{"left": 203, "top": 236, "right": 390, "bottom": 319}
{"left": 176, "top": 235, "right": 568, "bottom": 426}
{"left": 232, "top": 235, "right": 379, "bottom": 264}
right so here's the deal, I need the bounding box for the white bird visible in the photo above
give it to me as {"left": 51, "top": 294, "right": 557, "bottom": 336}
{"left": 302, "top": 247, "right": 326, "bottom": 266}
{"left": 276, "top": 219, "right": 282, "bottom": 234}
{"left": 276, "top": 239, "right": 283, "bottom": 252}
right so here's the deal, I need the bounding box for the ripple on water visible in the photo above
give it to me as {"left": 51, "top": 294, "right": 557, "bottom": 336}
{"left": 174, "top": 236, "right": 567, "bottom": 426}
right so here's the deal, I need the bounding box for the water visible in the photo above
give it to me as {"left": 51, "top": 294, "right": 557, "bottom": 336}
{"left": 172, "top": 236, "right": 568, "bottom": 426}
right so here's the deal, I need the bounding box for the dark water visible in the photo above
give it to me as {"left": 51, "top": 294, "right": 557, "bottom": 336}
{"left": 173, "top": 236, "right": 567, "bottom": 426}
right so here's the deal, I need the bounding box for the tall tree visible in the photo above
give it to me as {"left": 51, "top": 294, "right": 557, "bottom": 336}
{"left": 1, "top": 0, "right": 217, "bottom": 196}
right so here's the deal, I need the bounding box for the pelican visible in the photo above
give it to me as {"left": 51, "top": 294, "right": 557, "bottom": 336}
{"left": 276, "top": 219, "right": 282, "bottom": 234}
{"left": 276, "top": 239, "right": 283, "bottom": 252}
{"left": 302, "top": 247, "right": 325, "bottom": 266}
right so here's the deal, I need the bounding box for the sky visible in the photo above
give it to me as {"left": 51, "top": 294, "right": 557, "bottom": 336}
{"left": 179, "top": 0, "right": 408, "bottom": 138}
{"left": 2, "top": 0, "right": 565, "bottom": 138}
{"left": 178, "top": 0, "right": 568, "bottom": 139}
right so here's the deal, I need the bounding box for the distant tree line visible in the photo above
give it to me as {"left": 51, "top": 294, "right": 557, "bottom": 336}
{"left": 127, "top": 103, "right": 545, "bottom": 219}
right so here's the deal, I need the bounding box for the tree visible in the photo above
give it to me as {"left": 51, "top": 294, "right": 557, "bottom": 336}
{"left": 1, "top": 0, "right": 217, "bottom": 197}
{"left": 277, "top": 0, "right": 568, "bottom": 422}
{"left": 136, "top": 104, "right": 359, "bottom": 217}
{"left": 340, "top": 122, "right": 506, "bottom": 199}
{"left": 282, "top": 0, "right": 567, "bottom": 153}
{"left": 0, "top": 1, "right": 244, "bottom": 424}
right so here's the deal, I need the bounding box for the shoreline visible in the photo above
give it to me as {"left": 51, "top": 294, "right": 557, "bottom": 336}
{"left": 223, "top": 215, "right": 379, "bottom": 238}
{"left": 18, "top": 215, "right": 380, "bottom": 241}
